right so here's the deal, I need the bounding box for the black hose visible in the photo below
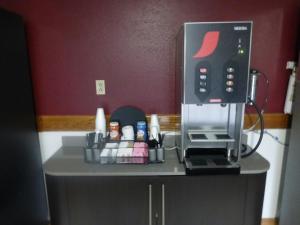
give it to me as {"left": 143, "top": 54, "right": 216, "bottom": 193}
{"left": 241, "top": 98, "right": 264, "bottom": 158}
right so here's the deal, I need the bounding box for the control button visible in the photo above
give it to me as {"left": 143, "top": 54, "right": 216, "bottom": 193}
{"left": 199, "top": 88, "right": 207, "bottom": 93}
{"left": 238, "top": 49, "right": 245, "bottom": 54}
{"left": 226, "top": 81, "right": 234, "bottom": 86}
{"left": 200, "top": 75, "right": 207, "bottom": 80}
{"left": 227, "top": 74, "right": 234, "bottom": 79}
{"left": 200, "top": 68, "right": 208, "bottom": 73}
{"left": 227, "top": 67, "right": 235, "bottom": 73}
{"left": 200, "top": 81, "right": 206, "bottom": 86}
{"left": 226, "top": 87, "right": 234, "bottom": 93}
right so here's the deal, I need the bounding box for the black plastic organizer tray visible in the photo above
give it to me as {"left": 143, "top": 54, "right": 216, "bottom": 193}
{"left": 83, "top": 140, "right": 149, "bottom": 165}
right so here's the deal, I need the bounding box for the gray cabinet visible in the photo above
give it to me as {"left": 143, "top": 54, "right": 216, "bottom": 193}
{"left": 154, "top": 175, "right": 265, "bottom": 225}
{"left": 46, "top": 174, "right": 266, "bottom": 225}
{"left": 47, "top": 176, "right": 153, "bottom": 225}
{"left": 162, "top": 176, "right": 246, "bottom": 225}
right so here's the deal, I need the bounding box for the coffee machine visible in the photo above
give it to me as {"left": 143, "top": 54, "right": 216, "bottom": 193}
{"left": 175, "top": 22, "right": 252, "bottom": 174}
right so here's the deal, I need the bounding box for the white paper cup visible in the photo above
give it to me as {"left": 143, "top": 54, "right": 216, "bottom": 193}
{"left": 150, "top": 114, "right": 160, "bottom": 133}
{"left": 95, "top": 108, "right": 106, "bottom": 137}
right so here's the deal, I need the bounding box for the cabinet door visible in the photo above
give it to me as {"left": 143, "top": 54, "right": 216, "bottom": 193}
{"left": 161, "top": 176, "right": 247, "bottom": 225}
{"left": 64, "top": 176, "right": 152, "bottom": 225}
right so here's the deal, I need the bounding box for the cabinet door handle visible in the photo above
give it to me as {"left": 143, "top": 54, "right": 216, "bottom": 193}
{"left": 162, "top": 184, "right": 165, "bottom": 225}
{"left": 149, "top": 184, "right": 152, "bottom": 225}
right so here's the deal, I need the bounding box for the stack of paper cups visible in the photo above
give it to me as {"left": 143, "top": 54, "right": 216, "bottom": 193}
{"left": 95, "top": 108, "right": 106, "bottom": 137}
{"left": 150, "top": 114, "right": 160, "bottom": 141}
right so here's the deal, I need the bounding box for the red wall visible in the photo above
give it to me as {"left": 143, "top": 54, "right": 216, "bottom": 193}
{"left": 0, "top": 0, "right": 299, "bottom": 115}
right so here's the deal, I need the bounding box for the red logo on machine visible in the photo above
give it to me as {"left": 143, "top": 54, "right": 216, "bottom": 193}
{"left": 193, "top": 31, "right": 220, "bottom": 58}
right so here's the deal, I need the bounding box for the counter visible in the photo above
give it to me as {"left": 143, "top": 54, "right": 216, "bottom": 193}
{"left": 44, "top": 135, "right": 269, "bottom": 176}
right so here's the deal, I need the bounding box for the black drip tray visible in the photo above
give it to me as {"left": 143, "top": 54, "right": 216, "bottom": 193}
{"left": 185, "top": 156, "right": 240, "bottom": 175}
{"left": 213, "top": 158, "right": 231, "bottom": 166}
{"left": 189, "top": 158, "right": 230, "bottom": 166}
{"left": 190, "top": 158, "right": 208, "bottom": 166}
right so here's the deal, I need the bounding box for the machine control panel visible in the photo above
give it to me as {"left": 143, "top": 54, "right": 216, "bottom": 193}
{"left": 180, "top": 22, "right": 252, "bottom": 104}
{"left": 227, "top": 67, "right": 235, "bottom": 73}
{"left": 195, "top": 62, "right": 211, "bottom": 100}
{"left": 227, "top": 74, "right": 234, "bottom": 79}
{"left": 224, "top": 62, "right": 238, "bottom": 95}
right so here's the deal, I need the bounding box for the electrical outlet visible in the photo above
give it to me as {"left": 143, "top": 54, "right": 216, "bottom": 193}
{"left": 96, "top": 80, "right": 105, "bottom": 95}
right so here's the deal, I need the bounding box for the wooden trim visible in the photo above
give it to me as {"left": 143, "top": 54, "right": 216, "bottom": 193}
{"left": 37, "top": 113, "right": 290, "bottom": 131}
{"left": 244, "top": 113, "right": 290, "bottom": 129}
{"left": 261, "top": 218, "right": 278, "bottom": 225}
{"left": 37, "top": 115, "right": 96, "bottom": 131}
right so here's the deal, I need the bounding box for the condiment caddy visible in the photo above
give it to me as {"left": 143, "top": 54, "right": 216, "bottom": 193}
{"left": 84, "top": 135, "right": 164, "bottom": 164}
{"left": 84, "top": 108, "right": 164, "bottom": 164}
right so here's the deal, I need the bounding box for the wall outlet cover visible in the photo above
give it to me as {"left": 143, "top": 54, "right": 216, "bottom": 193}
{"left": 96, "top": 80, "right": 105, "bottom": 95}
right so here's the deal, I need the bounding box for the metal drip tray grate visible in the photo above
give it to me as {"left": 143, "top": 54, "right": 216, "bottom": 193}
{"left": 215, "top": 134, "right": 231, "bottom": 140}
{"left": 188, "top": 130, "right": 235, "bottom": 143}
{"left": 190, "top": 134, "right": 207, "bottom": 140}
